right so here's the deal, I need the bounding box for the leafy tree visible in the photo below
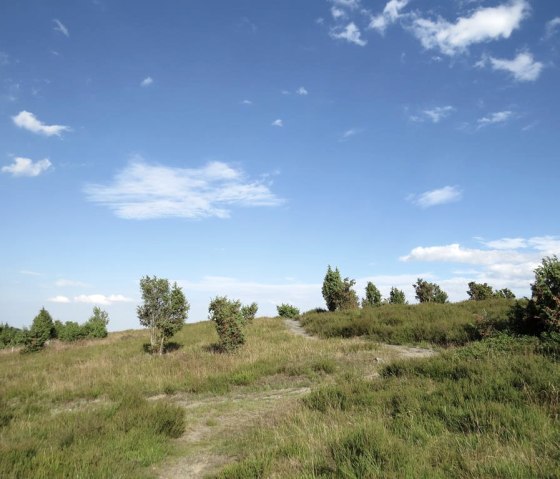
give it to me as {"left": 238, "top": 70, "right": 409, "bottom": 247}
{"left": 56, "top": 321, "right": 87, "bottom": 342}
{"left": 362, "top": 282, "right": 382, "bottom": 308}
{"left": 321, "top": 266, "right": 359, "bottom": 311}
{"left": 529, "top": 256, "right": 560, "bottom": 333}
{"left": 209, "top": 296, "right": 256, "bottom": 352}
{"left": 137, "top": 276, "right": 189, "bottom": 355}
{"left": 277, "top": 304, "right": 300, "bottom": 318}
{"left": 23, "top": 307, "right": 56, "bottom": 352}
{"left": 322, "top": 266, "right": 343, "bottom": 312}
{"left": 84, "top": 306, "right": 109, "bottom": 338}
{"left": 467, "top": 282, "right": 494, "bottom": 301}
{"left": 413, "top": 278, "right": 448, "bottom": 304}
{"left": 388, "top": 287, "right": 407, "bottom": 305}
{"left": 495, "top": 288, "right": 516, "bottom": 299}
{"left": 0, "top": 323, "right": 24, "bottom": 349}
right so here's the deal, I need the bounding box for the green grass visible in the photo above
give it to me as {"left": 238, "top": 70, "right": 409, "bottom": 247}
{"left": 299, "top": 299, "right": 515, "bottom": 346}
{"left": 1, "top": 304, "right": 558, "bottom": 478}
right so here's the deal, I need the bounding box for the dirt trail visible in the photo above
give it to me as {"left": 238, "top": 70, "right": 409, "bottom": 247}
{"left": 283, "top": 318, "right": 317, "bottom": 339}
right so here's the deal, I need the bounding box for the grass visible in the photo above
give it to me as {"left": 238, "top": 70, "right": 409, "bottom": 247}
{"left": 1, "top": 302, "right": 559, "bottom": 478}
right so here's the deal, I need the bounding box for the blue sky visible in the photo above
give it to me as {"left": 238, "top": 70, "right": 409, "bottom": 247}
{"left": 1, "top": 0, "right": 559, "bottom": 331}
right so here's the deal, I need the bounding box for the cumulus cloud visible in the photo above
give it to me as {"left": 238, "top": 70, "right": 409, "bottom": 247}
{"left": 272, "top": 119, "right": 284, "bottom": 127}
{"left": 329, "top": 22, "right": 367, "bottom": 46}
{"left": 485, "top": 52, "right": 543, "bottom": 82}
{"left": 331, "top": 6, "right": 347, "bottom": 20}
{"left": 49, "top": 296, "right": 71, "bottom": 304}
{"left": 84, "top": 159, "right": 283, "bottom": 220}
{"left": 12, "top": 111, "right": 70, "bottom": 137}
{"left": 53, "top": 19, "right": 69, "bottom": 37}
{"left": 408, "top": 185, "right": 462, "bottom": 208}
{"left": 74, "top": 294, "right": 133, "bottom": 305}
{"left": 369, "top": 0, "right": 409, "bottom": 34}
{"left": 421, "top": 105, "right": 455, "bottom": 123}
{"left": 410, "top": 0, "right": 529, "bottom": 56}
{"left": 296, "top": 86, "right": 308, "bottom": 96}
{"left": 477, "top": 110, "right": 513, "bottom": 126}
{"left": 1, "top": 157, "right": 52, "bottom": 177}
{"left": 140, "top": 76, "right": 153, "bottom": 87}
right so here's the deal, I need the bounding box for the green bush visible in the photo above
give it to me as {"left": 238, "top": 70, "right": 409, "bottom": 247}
{"left": 413, "top": 278, "right": 448, "bottom": 303}
{"left": 22, "top": 308, "right": 56, "bottom": 353}
{"left": 388, "top": 287, "right": 407, "bottom": 304}
{"left": 530, "top": 255, "right": 560, "bottom": 333}
{"left": 276, "top": 303, "right": 300, "bottom": 318}
{"left": 209, "top": 296, "right": 257, "bottom": 352}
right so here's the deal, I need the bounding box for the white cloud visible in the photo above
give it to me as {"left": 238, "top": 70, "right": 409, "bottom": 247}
{"left": 545, "top": 17, "right": 560, "bottom": 39}
{"left": 241, "top": 99, "right": 253, "bottom": 105}
{"left": 340, "top": 128, "right": 363, "bottom": 141}
{"left": 84, "top": 159, "right": 284, "bottom": 220}
{"left": 410, "top": 0, "right": 529, "bottom": 56}
{"left": 53, "top": 19, "right": 69, "bottom": 37}
{"left": 422, "top": 105, "right": 455, "bottom": 123}
{"left": 272, "top": 119, "right": 284, "bottom": 127}
{"left": 481, "top": 237, "right": 527, "bottom": 250}
{"left": 12, "top": 111, "right": 70, "bottom": 137}
{"left": 1, "top": 157, "right": 52, "bottom": 177}
{"left": 296, "top": 86, "right": 308, "bottom": 96}
{"left": 330, "top": 0, "right": 360, "bottom": 9}
{"left": 329, "top": 22, "right": 367, "bottom": 46}
{"left": 477, "top": 110, "right": 513, "bottom": 126}
{"left": 408, "top": 185, "right": 462, "bottom": 208}
{"left": 20, "top": 270, "right": 43, "bottom": 276}
{"left": 369, "top": 0, "right": 409, "bottom": 33}
{"left": 140, "top": 77, "right": 154, "bottom": 87}
{"left": 49, "top": 296, "right": 71, "bottom": 304}
{"left": 487, "top": 52, "right": 543, "bottom": 81}
{"left": 74, "top": 294, "right": 133, "bottom": 305}
{"left": 55, "top": 279, "right": 89, "bottom": 288}
{"left": 331, "top": 6, "right": 347, "bottom": 20}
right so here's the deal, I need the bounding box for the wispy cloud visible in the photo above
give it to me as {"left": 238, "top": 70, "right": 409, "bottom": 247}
{"left": 330, "top": 0, "right": 360, "bottom": 9}
{"left": 74, "top": 294, "right": 133, "bottom": 305}
{"left": 410, "top": 0, "right": 529, "bottom": 56}
{"left": 340, "top": 128, "right": 363, "bottom": 141}
{"left": 272, "top": 119, "right": 284, "bottom": 127}
{"left": 483, "top": 52, "right": 544, "bottom": 82}
{"left": 84, "top": 159, "right": 284, "bottom": 220}
{"left": 296, "top": 86, "right": 308, "bottom": 96}
{"left": 369, "top": 0, "right": 409, "bottom": 34}
{"left": 12, "top": 111, "right": 70, "bottom": 137}
{"left": 331, "top": 6, "right": 347, "bottom": 20}
{"left": 53, "top": 19, "right": 69, "bottom": 37}
{"left": 408, "top": 185, "right": 462, "bottom": 208}
{"left": 241, "top": 99, "right": 253, "bottom": 105}
{"left": 416, "top": 105, "right": 455, "bottom": 123}
{"left": 1, "top": 157, "right": 52, "bottom": 177}
{"left": 49, "top": 295, "right": 71, "bottom": 304}
{"left": 140, "top": 76, "right": 153, "bottom": 87}
{"left": 20, "top": 270, "right": 43, "bottom": 277}
{"left": 544, "top": 17, "right": 560, "bottom": 39}
{"left": 477, "top": 110, "right": 513, "bottom": 127}
{"left": 329, "top": 22, "right": 367, "bottom": 46}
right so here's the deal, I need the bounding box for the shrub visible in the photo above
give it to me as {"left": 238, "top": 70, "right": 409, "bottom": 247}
{"left": 209, "top": 296, "right": 257, "bottom": 352}
{"left": 322, "top": 266, "right": 359, "bottom": 311}
{"left": 276, "top": 304, "right": 300, "bottom": 318}
{"left": 413, "top": 278, "right": 448, "bottom": 303}
{"left": 84, "top": 307, "right": 109, "bottom": 338}
{"left": 467, "top": 282, "right": 494, "bottom": 301}
{"left": 529, "top": 255, "right": 560, "bottom": 333}
{"left": 0, "top": 323, "right": 24, "bottom": 349}
{"left": 22, "top": 308, "right": 56, "bottom": 352}
{"left": 388, "top": 287, "right": 406, "bottom": 305}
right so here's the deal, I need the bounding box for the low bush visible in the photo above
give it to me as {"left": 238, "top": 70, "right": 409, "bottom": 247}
{"left": 276, "top": 304, "right": 300, "bottom": 318}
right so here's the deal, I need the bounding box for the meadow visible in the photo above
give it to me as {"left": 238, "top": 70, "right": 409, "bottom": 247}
{"left": 1, "top": 299, "right": 559, "bottom": 478}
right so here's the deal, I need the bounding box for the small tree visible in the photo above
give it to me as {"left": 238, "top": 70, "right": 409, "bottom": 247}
{"left": 413, "top": 278, "right": 448, "bottom": 304}
{"left": 84, "top": 306, "right": 109, "bottom": 338}
{"left": 467, "top": 282, "right": 494, "bottom": 301}
{"left": 209, "top": 296, "right": 256, "bottom": 352}
{"left": 137, "top": 276, "right": 189, "bottom": 355}
{"left": 277, "top": 304, "right": 300, "bottom": 318}
{"left": 495, "top": 288, "right": 516, "bottom": 299}
{"left": 362, "top": 282, "right": 382, "bottom": 308}
{"left": 321, "top": 266, "right": 359, "bottom": 311}
{"left": 388, "top": 287, "right": 407, "bottom": 305}
{"left": 23, "top": 307, "right": 56, "bottom": 352}
{"left": 529, "top": 256, "right": 560, "bottom": 333}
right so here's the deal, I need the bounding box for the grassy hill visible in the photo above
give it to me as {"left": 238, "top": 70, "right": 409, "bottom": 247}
{"left": 1, "top": 301, "right": 559, "bottom": 478}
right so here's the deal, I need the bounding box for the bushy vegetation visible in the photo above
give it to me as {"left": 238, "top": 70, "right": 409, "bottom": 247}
{"left": 209, "top": 296, "right": 257, "bottom": 352}
{"left": 137, "top": 275, "right": 190, "bottom": 355}
{"left": 388, "top": 286, "right": 407, "bottom": 304}
{"left": 321, "top": 266, "right": 359, "bottom": 311}
{"left": 467, "top": 281, "right": 516, "bottom": 300}
{"left": 22, "top": 308, "right": 56, "bottom": 353}
{"left": 413, "top": 278, "right": 448, "bottom": 303}
{"left": 54, "top": 307, "right": 109, "bottom": 342}
{"left": 276, "top": 303, "right": 300, "bottom": 318}
{"left": 0, "top": 323, "right": 24, "bottom": 349}
{"left": 361, "top": 281, "right": 381, "bottom": 308}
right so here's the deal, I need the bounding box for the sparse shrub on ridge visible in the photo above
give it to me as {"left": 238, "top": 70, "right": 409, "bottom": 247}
{"left": 527, "top": 255, "right": 560, "bottom": 334}
{"left": 322, "top": 266, "right": 359, "bottom": 311}
{"left": 362, "top": 282, "right": 382, "bottom": 308}
{"left": 388, "top": 287, "right": 407, "bottom": 304}
{"left": 413, "top": 278, "right": 448, "bottom": 304}
{"left": 22, "top": 307, "right": 56, "bottom": 353}
{"left": 277, "top": 303, "right": 300, "bottom": 318}
{"left": 209, "top": 296, "right": 257, "bottom": 352}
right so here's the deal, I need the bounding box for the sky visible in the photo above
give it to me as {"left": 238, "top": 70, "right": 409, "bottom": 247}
{"left": 1, "top": 0, "right": 559, "bottom": 331}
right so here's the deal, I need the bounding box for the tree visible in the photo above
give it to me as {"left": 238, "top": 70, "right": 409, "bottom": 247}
{"left": 277, "top": 304, "right": 300, "bottom": 318}
{"left": 137, "top": 276, "right": 189, "bottom": 355}
{"left": 321, "top": 266, "right": 359, "bottom": 311}
{"left": 209, "top": 296, "right": 256, "bottom": 352}
{"left": 529, "top": 256, "right": 560, "bottom": 333}
{"left": 388, "top": 287, "right": 407, "bottom": 305}
{"left": 362, "top": 282, "right": 382, "bottom": 308}
{"left": 467, "top": 282, "right": 494, "bottom": 301}
{"left": 413, "top": 278, "right": 448, "bottom": 304}
{"left": 23, "top": 307, "right": 56, "bottom": 352}
{"left": 84, "top": 306, "right": 109, "bottom": 338}
{"left": 495, "top": 288, "right": 515, "bottom": 299}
